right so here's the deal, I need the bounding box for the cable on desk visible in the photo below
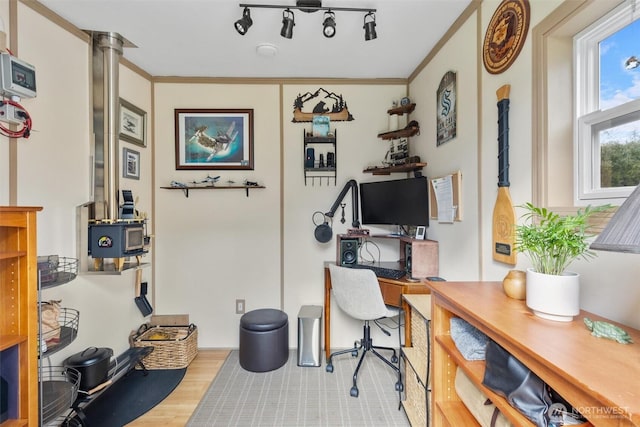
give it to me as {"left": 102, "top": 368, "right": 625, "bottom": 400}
{"left": 358, "top": 238, "right": 381, "bottom": 264}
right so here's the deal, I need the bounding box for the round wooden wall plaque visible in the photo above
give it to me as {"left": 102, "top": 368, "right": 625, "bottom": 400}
{"left": 483, "top": 0, "right": 530, "bottom": 74}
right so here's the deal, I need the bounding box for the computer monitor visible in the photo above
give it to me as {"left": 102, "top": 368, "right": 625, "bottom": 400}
{"left": 359, "top": 177, "right": 429, "bottom": 228}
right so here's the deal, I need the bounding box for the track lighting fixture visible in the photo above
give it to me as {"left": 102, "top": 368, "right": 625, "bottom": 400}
{"left": 234, "top": 7, "right": 253, "bottom": 35}
{"left": 363, "top": 11, "right": 377, "bottom": 41}
{"left": 237, "top": 2, "right": 377, "bottom": 41}
{"left": 280, "top": 9, "right": 295, "bottom": 39}
{"left": 322, "top": 11, "right": 336, "bottom": 38}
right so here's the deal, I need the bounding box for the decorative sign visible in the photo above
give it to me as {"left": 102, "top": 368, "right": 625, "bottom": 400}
{"left": 292, "top": 88, "right": 354, "bottom": 123}
{"left": 437, "top": 71, "right": 457, "bottom": 146}
{"left": 483, "top": 0, "right": 530, "bottom": 74}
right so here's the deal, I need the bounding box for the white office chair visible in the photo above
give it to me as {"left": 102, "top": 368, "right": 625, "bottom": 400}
{"left": 326, "top": 264, "right": 403, "bottom": 398}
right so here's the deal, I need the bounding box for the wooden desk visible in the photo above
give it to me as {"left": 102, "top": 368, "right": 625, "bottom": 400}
{"left": 323, "top": 262, "right": 430, "bottom": 361}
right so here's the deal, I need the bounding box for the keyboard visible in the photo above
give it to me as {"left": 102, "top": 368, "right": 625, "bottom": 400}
{"left": 349, "top": 263, "right": 407, "bottom": 280}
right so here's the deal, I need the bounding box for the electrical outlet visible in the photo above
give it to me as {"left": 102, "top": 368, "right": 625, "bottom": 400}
{"left": 235, "top": 299, "right": 245, "bottom": 314}
{"left": 0, "top": 102, "right": 27, "bottom": 125}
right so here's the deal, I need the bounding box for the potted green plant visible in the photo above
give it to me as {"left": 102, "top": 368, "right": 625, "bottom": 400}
{"left": 515, "top": 202, "right": 611, "bottom": 322}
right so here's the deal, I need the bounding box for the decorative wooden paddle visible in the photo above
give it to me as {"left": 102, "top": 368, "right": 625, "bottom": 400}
{"left": 492, "top": 84, "right": 517, "bottom": 265}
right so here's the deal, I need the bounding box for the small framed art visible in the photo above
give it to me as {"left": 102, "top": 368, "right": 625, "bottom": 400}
{"left": 123, "top": 147, "right": 140, "bottom": 180}
{"left": 119, "top": 99, "right": 147, "bottom": 147}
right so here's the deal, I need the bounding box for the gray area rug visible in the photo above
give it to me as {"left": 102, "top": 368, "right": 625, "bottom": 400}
{"left": 187, "top": 350, "right": 410, "bottom": 426}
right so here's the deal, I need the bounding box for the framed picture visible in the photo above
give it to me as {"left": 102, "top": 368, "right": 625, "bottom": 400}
{"left": 174, "top": 109, "right": 254, "bottom": 170}
{"left": 119, "top": 99, "right": 147, "bottom": 147}
{"left": 123, "top": 147, "right": 140, "bottom": 180}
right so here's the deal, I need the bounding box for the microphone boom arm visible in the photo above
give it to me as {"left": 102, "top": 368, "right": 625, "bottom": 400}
{"left": 324, "top": 179, "right": 360, "bottom": 228}
{"left": 314, "top": 179, "right": 360, "bottom": 243}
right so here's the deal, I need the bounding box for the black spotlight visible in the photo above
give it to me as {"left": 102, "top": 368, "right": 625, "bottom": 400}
{"left": 363, "top": 11, "right": 377, "bottom": 41}
{"left": 281, "top": 8, "right": 295, "bottom": 39}
{"left": 234, "top": 7, "right": 253, "bottom": 35}
{"left": 322, "top": 11, "right": 336, "bottom": 38}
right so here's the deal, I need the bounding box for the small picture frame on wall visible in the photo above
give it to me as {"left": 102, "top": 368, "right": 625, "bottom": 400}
{"left": 123, "top": 147, "right": 140, "bottom": 180}
{"left": 119, "top": 98, "right": 147, "bottom": 147}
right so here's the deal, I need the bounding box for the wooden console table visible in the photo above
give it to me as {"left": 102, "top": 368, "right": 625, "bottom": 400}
{"left": 323, "top": 262, "right": 430, "bottom": 361}
{"left": 429, "top": 281, "right": 640, "bottom": 427}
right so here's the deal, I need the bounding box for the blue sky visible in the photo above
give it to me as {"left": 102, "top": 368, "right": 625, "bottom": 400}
{"left": 600, "top": 18, "right": 640, "bottom": 110}
{"left": 599, "top": 17, "right": 640, "bottom": 144}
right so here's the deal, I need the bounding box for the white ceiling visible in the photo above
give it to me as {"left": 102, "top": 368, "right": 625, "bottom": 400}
{"left": 37, "top": 0, "right": 472, "bottom": 79}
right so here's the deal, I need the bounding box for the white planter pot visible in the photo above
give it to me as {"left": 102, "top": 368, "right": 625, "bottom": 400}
{"left": 525, "top": 268, "right": 580, "bottom": 322}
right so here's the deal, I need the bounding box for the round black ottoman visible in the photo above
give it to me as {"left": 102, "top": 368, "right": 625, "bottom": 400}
{"left": 239, "top": 308, "right": 289, "bottom": 372}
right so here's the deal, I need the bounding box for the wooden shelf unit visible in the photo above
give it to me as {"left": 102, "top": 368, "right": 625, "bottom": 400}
{"left": 368, "top": 101, "right": 422, "bottom": 174}
{"left": 428, "top": 280, "right": 640, "bottom": 427}
{"left": 0, "top": 206, "right": 41, "bottom": 426}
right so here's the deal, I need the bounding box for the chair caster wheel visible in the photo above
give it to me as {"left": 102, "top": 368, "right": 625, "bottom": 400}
{"left": 326, "top": 364, "right": 333, "bottom": 373}
{"left": 391, "top": 355, "right": 398, "bottom": 363}
{"left": 395, "top": 382, "right": 403, "bottom": 392}
{"left": 350, "top": 386, "right": 359, "bottom": 397}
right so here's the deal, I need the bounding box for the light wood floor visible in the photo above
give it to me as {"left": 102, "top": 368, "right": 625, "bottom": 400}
{"left": 126, "top": 349, "right": 230, "bottom": 426}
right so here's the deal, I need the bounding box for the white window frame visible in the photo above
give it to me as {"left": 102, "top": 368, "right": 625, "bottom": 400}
{"left": 574, "top": 0, "right": 640, "bottom": 205}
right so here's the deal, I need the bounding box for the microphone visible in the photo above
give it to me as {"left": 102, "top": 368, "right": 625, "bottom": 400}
{"left": 314, "top": 217, "right": 333, "bottom": 243}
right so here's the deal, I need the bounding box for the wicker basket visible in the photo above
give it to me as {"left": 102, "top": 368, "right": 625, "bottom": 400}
{"left": 403, "top": 359, "right": 430, "bottom": 427}
{"left": 131, "top": 323, "right": 198, "bottom": 370}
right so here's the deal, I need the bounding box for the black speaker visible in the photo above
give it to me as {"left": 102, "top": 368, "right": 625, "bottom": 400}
{"left": 339, "top": 238, "right": 359, "bottom": 266}
{"left": 404, "top": 241, "right": 413, "bottom": 276}
{"left": 326, "top": 152, "right": 335, "bottom": 168}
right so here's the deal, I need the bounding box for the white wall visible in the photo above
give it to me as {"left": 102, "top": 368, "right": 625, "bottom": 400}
{"left": 152, "top": 82, "right": 407, "bottom": 349}
{"left": 281, "top": 84, "right": 408, "bottom": 349}
{"left": 477, "top": 0, "right": 559, "bottom": 282}
{"left": 153, "top": 83, "right": 282, "bottom": 348}
{"left": 408, "top": 0, "right": 640, "bottom": 329}
{"left": 409, "top": 11, "right": 481, "bottom": 281}
{"left": 6, "top": 2, "right": 156, "bottom": 365}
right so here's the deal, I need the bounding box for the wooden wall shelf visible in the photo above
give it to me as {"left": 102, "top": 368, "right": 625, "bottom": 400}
{"left": 363, "top": 162, "right": 427, "bottom": 175}
{"left": 377, "top": 126, "right": 420, "bottom": 140}
{"left": 387, "top": 103, "right": 416, "bottom": 116}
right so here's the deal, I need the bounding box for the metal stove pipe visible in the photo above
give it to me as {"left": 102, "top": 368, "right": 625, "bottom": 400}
{"left": 91, "top": 32, "right": 124, "bottom": 221}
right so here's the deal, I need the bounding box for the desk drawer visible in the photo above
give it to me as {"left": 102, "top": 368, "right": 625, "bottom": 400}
{"left": 380, "top": 282, "right": 403, "bottom": 306}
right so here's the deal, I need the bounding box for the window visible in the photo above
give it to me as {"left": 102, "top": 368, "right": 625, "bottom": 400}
{"left": 574, "top": 2, "right": 640, "bottom": 204}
